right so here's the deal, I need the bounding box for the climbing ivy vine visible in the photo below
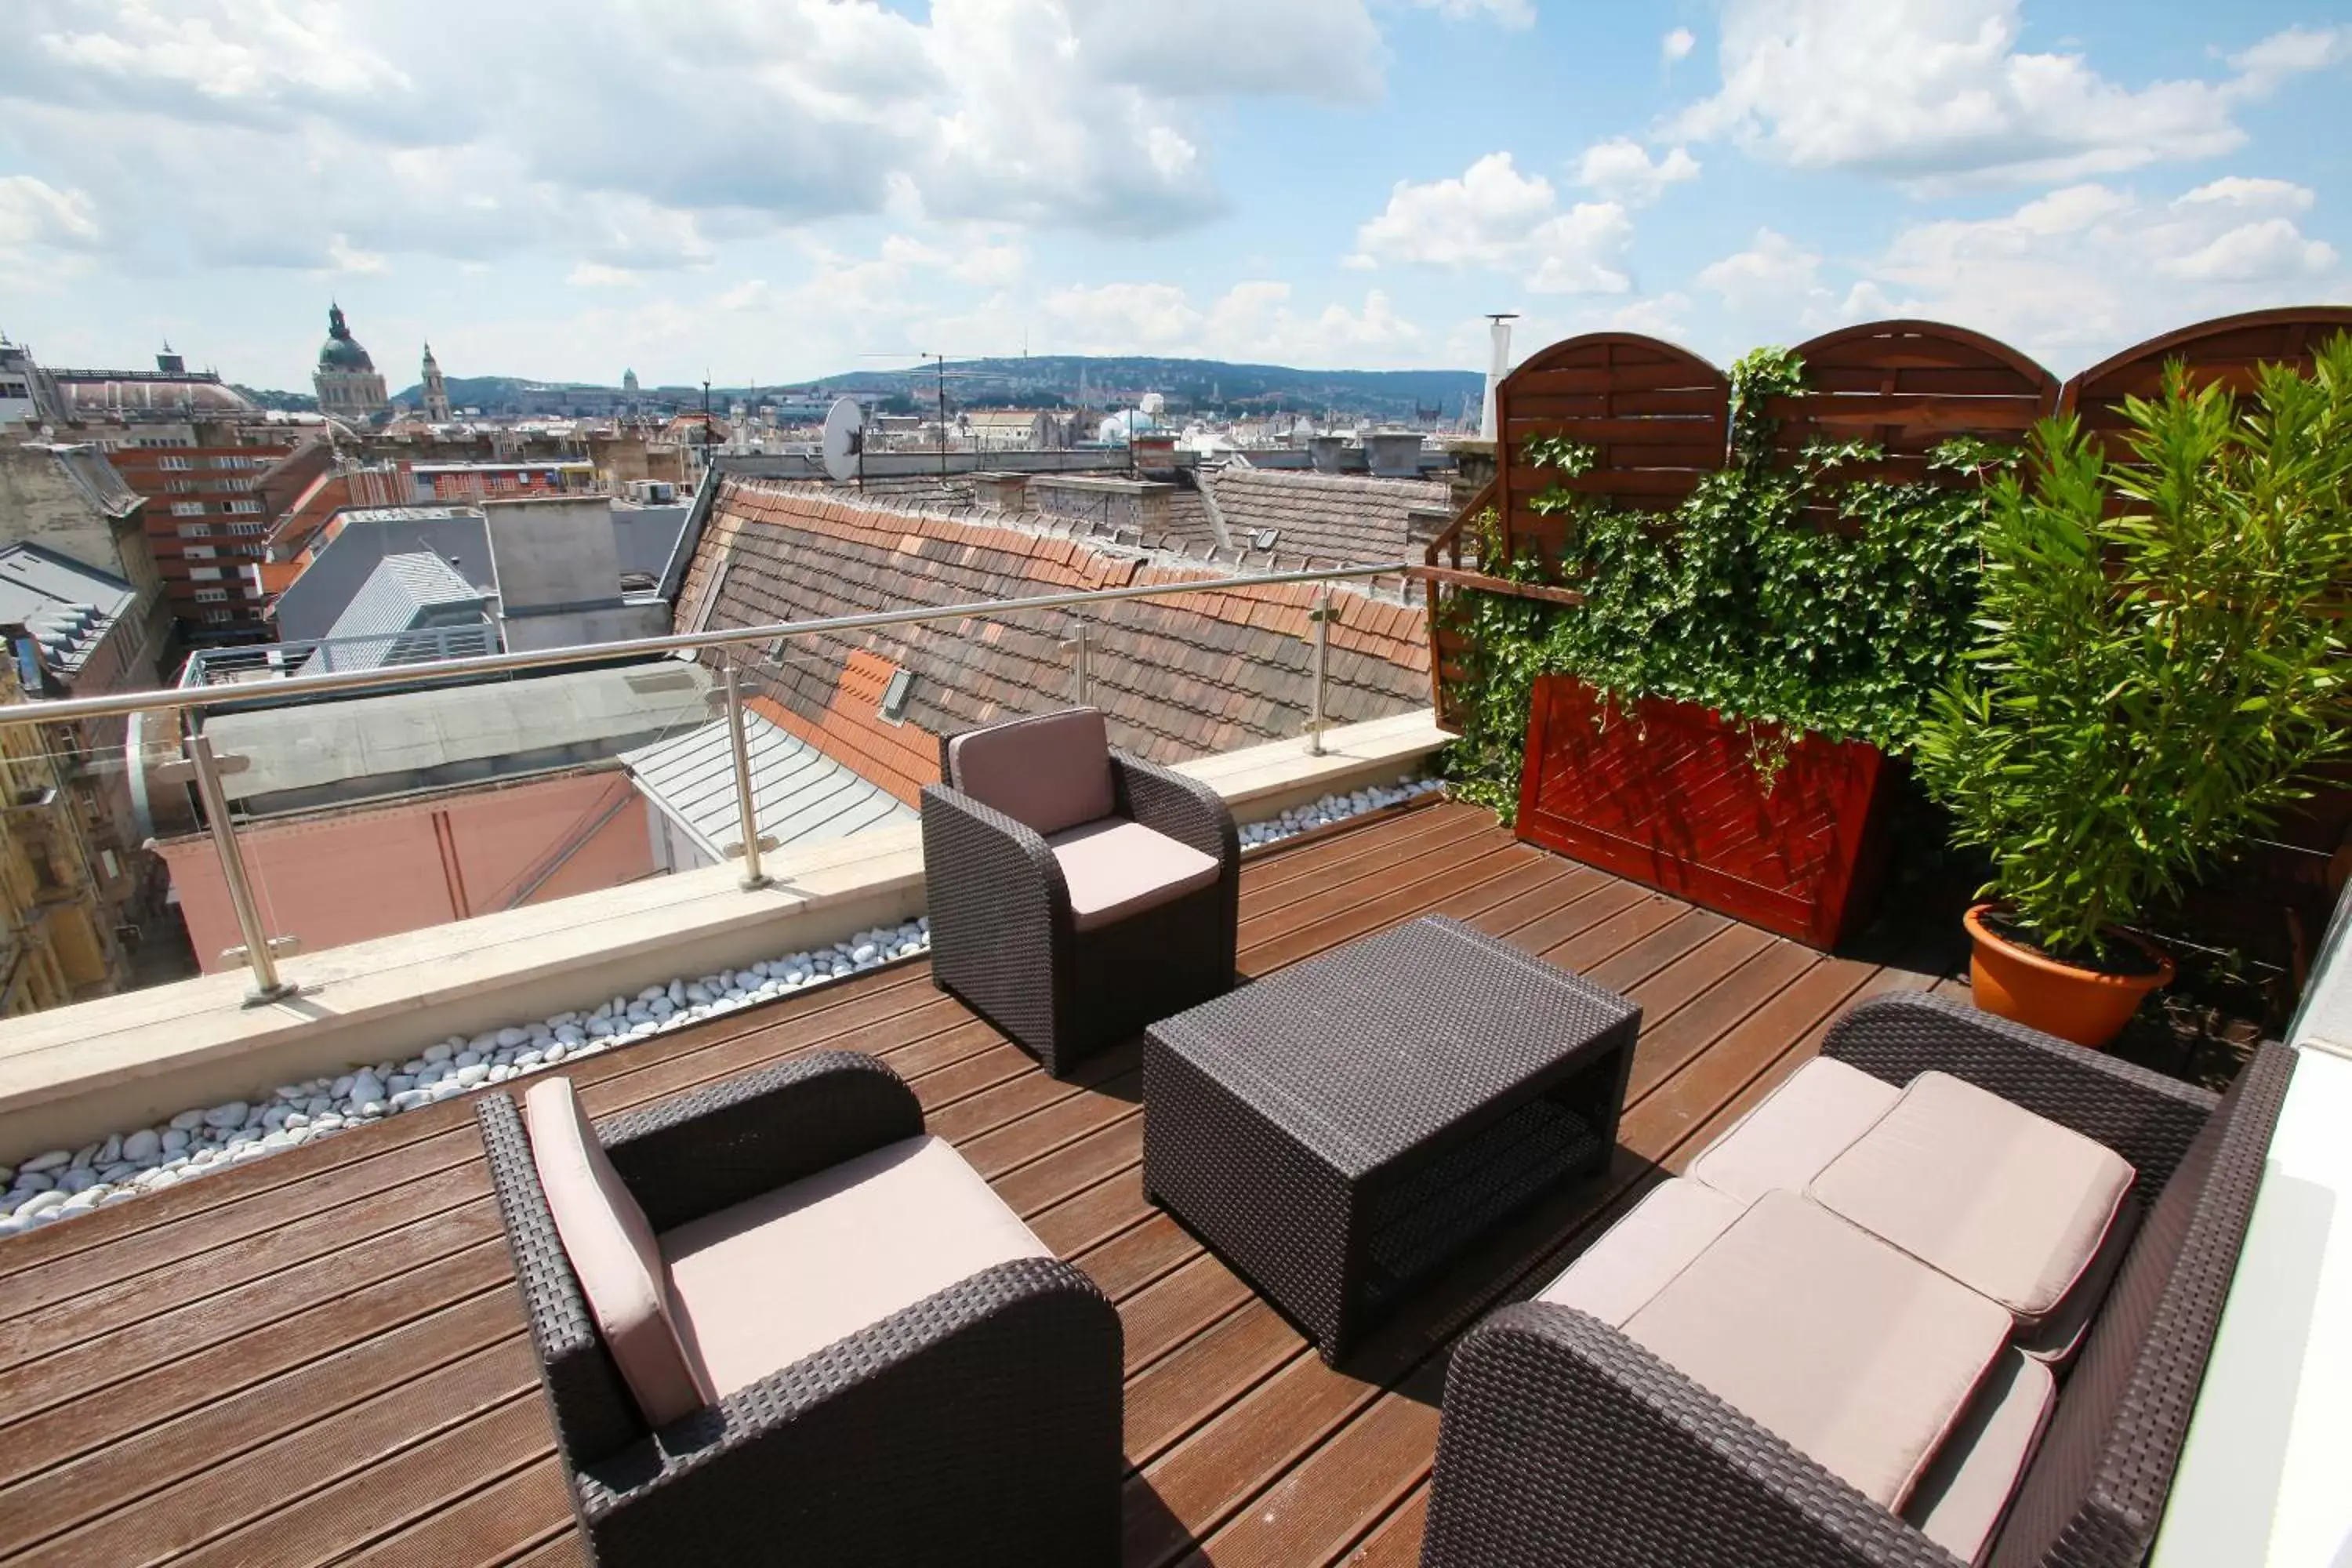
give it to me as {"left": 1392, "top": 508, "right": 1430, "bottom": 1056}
{"left": 1443, "top": 347, "right": 2008, "bottom": 819}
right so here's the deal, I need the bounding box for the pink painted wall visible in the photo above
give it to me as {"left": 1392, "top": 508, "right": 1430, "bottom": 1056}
{"left": 159, "top": 772, "right": 653, "bottom": 975}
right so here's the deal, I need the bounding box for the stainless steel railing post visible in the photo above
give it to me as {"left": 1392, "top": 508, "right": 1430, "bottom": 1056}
{"left": 1067, "top": 617, "right": 1092, "bottom": 706}
{"left": 1308, "top": 587, "right": 1332, "bottom": 757}
{"left": 722, "top": 661, "right": 771, "bottom": 891}
{"left": 187, "top": 732, "right": 298, "bottom": 1005}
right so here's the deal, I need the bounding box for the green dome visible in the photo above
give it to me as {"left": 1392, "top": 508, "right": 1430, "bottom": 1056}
{"left": 318, "top": 303, "right": 375, "bottom": 372}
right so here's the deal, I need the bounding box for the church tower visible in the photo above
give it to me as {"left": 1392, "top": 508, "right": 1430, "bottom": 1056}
{"left": 421, "top": 342, "right": 452, "bottom": 422}
{"left": 311, "top": 303, "right": 389, "bottom": 422}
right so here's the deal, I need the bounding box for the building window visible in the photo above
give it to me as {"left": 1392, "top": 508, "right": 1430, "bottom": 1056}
{"left": 219, "top": 477, "right": 256, "bottom": 492}
{"left": 176, "top": 524, "right": 209, "bottom": 539}
{"left": 228, "top": 521, "right": 267, "bottom": 536}
{"left": 210, "top": 455, "right": 251, "bottom": 469}
{"left": 223, "top": 499, "right": 263, "bottom": 514}
{"left": 171, "top": 502, "right": 205, "bottom": 518}
{"left": 194, "top": 587, "right": 229, "bottom": 603}
{"left": 183, "top": 546, "right": 216, "bottom": 560}
{"left": 158, "top": 456, "right": 193, "bottom": 471}
{"left": 203, "top": 608, "right": 234, "bottom": 622}
{"left": 165, "top": 480, "right": 198, "bottom": 494}
{"left": 187, "top": 566, "right": 223, "bottom": 581}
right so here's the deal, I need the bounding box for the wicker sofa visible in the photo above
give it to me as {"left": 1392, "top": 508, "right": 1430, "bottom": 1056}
{"left": 1420, "top": 991, "right": 2294, "bottom": 1568}
{"left": 477, "top": 1051, "right": 1122, "bottom": 1566}
{"left": 921, "top": 706, "right": 1241, "bottom": 1075}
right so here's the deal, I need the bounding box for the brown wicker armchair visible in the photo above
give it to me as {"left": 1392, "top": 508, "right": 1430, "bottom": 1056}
{"left": 1420, "top": 992, "right": 2293, "bottom": 1568}
{"left": 921, "top": 706, "right": 1240, "bottom": 1075}
{"left": 477, "top": 1051, "right": 1122, "bottom": 1566}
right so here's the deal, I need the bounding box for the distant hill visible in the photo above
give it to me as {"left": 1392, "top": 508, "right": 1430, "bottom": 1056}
{"left": 392, "top": 355, "right": 1481, "bottom": 422}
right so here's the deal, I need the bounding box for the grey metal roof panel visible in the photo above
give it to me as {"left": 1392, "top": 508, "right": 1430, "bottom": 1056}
{"left": 0, "top": 542, "right": 135, "bottom": 673}
{"left": 307, "top": 550, "right": 493, "bottom": 673}
{"left": 205, "top": 659, "right": 717, "bottom": 801}
{"left": 619, "top": 710, "right": 911, "bottom": 857}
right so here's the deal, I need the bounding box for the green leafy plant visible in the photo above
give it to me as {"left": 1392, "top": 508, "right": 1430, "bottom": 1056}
{"left": 1443, "top": 347, "right": 2001, "bottom": 818}
{"left": 1912, "top": 339, "right": 2352, "bottom": 963}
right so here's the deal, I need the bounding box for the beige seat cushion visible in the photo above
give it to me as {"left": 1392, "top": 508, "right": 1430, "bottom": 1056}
{"left": 660, "top": 1134, "right": 1051, "bottom": 1400}
{"left": 1045, "top": 818, "right": 1221, "bottom": 933}
{"left": 1808, "top": 1071, "right": 2136, "bottom": 1325}
{"left": 1536, "top": 1178, "right": 1749, "bottom": 1327}
{"left": 1902, "top": 1349, "right": 2056, "bottom": 1565}
{"left": 2016, "top": 1196, "right": 2140, "bottom": 1364}
{"left": 1624, "top": 1190, "right": 2012, "bottom": 1511}
{"left": 1687, "top": 1056, "right": 1902, "bottom": 1206}
{"left": 523, "top": 1076, "right": 714, "bottom": 1428}
{"left": 948, "top": 706, "right": 1115, "bottom": 837}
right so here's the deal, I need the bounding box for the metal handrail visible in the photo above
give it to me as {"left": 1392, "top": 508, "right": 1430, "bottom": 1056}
{"left": 0, "top": 559, "right": 1412, "bottom": 731}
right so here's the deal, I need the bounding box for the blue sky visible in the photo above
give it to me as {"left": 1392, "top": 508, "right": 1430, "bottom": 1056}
{"left": 0, "top": 0, "right": 2344, "bottom": 391}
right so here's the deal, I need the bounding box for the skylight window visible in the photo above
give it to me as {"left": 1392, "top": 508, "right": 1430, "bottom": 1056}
{"left": 879, "top": 666, "right": 914, "bottom": 724}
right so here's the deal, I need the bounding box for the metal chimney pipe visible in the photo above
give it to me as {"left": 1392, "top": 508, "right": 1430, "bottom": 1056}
{"left": 1481, "top": 314, "right": 1519, "bottom": 442}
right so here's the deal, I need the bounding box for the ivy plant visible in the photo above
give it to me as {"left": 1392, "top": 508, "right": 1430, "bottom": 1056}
{"left": 1442, "top": 346, "right": 2002, "bottom": 819}
{"left": 1911, "top": 340, "right": 2352, "bottom": 963}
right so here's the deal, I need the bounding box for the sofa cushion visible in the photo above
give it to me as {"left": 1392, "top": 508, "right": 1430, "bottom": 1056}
{"left": 2017, "top": 1195, "right": 2142, "bottom": 1365}
{"left": 1046, "top": 818, "right": 1222, "bottom": 933}
{"left": 1808, "top": 1070, "right": 2136, "bottom": 1324}
{"left": 1902, "top": 1348, "right": 2056, "bottom": 1565}
{"left": 948, "top": 706, "right": 1116, "bottom": 837}
{"left": 1623, "top": 1190, "right": 2012, "bottom": 1511}
{"left": 522, "top": 1076, "right": 714, "bottom": 1428}
{"left": 1686, "top": 1056, "right": 1901, "bottom": 1206}
{"left": 660, "top": 1134, "right": 1052, "bottom": 1399}
{"left": 1536, "top": 1178, "right": 1749, "bottom": 1327}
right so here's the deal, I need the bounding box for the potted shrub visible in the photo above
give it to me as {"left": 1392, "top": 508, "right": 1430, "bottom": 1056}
{"left": 1915, "top": 344, "right": 2351, "bottom": 1046}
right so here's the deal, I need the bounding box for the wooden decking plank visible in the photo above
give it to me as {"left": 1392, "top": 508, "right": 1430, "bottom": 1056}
{"left": 340, "top": 1454, "right": 573, "bottom": 1568}
{"left": 906, "top": 1040, "right": 1045, "bottom": 1113}
{"left": 1178, "top": 1367, "right": 1446, "bottom": 1568}
{"left": 0, "top": 1120, "right": 485, "bottom": 1323}
{"left": 0, "top": 1199, "right": 500, "bottom": 1427}
{"left": 924, "top": 1039, "right": 1138, "bottom": 1148}
{"left": 0, "top": 1290, "right": 521, "bottom": 1556}
{"left": 493, "top": 1529, "right": 584, "bottom": 1568}
{"left": 0, "top": 1157, "right": 488, "bottom": 1372}
{"left": 1240, "top": 806, "right": 1486, "bottom": 906}
{"left": 1498, "top": 877, "right": 1650, "bottom": 957}
{"left": 1026, "top": 1166, "right": 1155, "bottom": 1258}
{"left": 168, "top": 1393, "right": 547, "bottom": 1568}
{"left": 1580, "top": 907, "right": 1733, "bottom": 995}
{"left": 1121, "top": 1253, "right": 1259, "bottom": 1375}
{"left": 1123, "top": 1300, "right": 1307, "bottom": 1465}
{"left": 0, "top": 1242, "right": 510, "bottom": 1490}
{"left": 951, "top": 1065, "right": 1142, "bottom": 1178}
{"left": 1534, "top": 889, "right": 1690, "bottom": 975}
{"left": 991, "top": 1113, "right": 1146, "bottom": 1217}
{"left": 1124, "top": 1348, "right": 1386, "bottom": 1568}
{"left": 1241, "top": 845, "right": 1534, "bottom": 974}
{"left": 1623, "top": 938, "right": 1819, "bottom": 1102}
{"left": 14, "top": 1337, "right": 535, "bottom": 1567}
{"left": 1239, "top": 837, "right": 1521, "bottom": 956}
{"left": 1338, "top": 1483, "right": 1429, "bottom": 1566}
{"left": 1076, "top": 1210, "right": 1204, "bottom": 1303}
{"left": 1414, "top": 850, "right": 1573, "bottom": 923}
{"left": 1459, "top": 863, "right": 1608, "bottom": 938}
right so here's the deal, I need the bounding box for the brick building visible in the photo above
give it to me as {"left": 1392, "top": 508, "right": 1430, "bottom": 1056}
{"left": 110, "top": 424, "right": 302, "bottom": 636}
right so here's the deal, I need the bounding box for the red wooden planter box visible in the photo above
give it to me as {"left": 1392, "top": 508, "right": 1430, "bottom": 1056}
{"left": 1515, "top": 675, "right": 1896, "bottom": 949}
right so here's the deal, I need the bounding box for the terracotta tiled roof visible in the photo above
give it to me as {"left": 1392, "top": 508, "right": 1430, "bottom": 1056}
{"left": 1203, "top": 466, "right": 1451, "bottom": 565}
{"left": 686, "top": 479, "right": 1431, "bottom": 801}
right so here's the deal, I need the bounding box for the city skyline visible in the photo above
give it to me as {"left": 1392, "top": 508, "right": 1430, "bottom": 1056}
{"left": 1, "top": 1, "right": 2347, "bottom": 389}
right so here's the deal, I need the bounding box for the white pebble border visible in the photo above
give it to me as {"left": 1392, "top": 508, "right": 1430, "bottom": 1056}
{"left": 0, "top": 775, "right": 1443, "bottom": 1239}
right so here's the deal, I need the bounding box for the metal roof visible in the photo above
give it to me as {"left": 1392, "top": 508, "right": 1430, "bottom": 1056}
{"left": 303, "top": 550, "right": 493, "bottom": 675}
{"left": 0, "top": 541, "right": 135, "bottom": 676}
{"left": 620, "top": 709, "right": 911, "bottom": 858}
{"left": 205, "top": 659, "right": 717, "bottom": 803}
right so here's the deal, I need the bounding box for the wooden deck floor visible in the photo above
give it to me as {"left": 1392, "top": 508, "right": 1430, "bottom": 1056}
{"left": 0, "top": 800, "right": 1954, "bottom": 1566}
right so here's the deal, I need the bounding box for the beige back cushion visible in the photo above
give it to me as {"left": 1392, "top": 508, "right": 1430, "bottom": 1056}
{"left": 1808, "top": 1070, "right": 2135, "bottom": 1324}
{"left": 523, "top": 1076, "right": 715, "bottom": 1428}
{"left": 1686, "top": 1055, "right": 1902, "bottom": 1207}
{"left": 948, "top": 707, "right": 1115, "bottom": 837}
{"left": 1537, "top": 1178, "right": 1750, "bottom": 1328}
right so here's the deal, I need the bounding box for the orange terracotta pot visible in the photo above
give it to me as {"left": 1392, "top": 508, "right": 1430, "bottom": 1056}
{"left": 1963, "top": 904, "right": 2174, "bottom": 1049}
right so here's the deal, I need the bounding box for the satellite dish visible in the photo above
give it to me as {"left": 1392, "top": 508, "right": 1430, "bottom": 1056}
{"left": 820, "top": 397, "right": 864, "bottom": 482}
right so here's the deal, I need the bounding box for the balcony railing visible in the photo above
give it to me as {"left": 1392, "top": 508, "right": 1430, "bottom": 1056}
{"left": 1, "top": 560, "right": 1410, "bottom": 1007}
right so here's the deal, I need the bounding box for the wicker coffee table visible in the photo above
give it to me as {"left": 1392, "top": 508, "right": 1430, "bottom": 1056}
{"left": 1143, "top": 915, "right": 1641, "bottom": 1363}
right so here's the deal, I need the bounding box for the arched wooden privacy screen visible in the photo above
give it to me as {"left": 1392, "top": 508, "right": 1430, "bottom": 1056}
{"left": 1461, "top": 307, "right": 2352, "bottom": 575}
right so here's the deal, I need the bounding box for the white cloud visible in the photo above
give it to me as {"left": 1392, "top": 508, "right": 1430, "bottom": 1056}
{"left": 1697, "top": 227, "right": 1824, "bottom": 315}
{"left": 0, "top": 0, "right": 1430, "bottom": 279}
{"left": 1041, "top": 279, "right": 1428, "bottom": 364}
{"left": 1670, "top": 2, "right": 2347, "bottom": 187}
{"left": 1854, "top": 177, "right": 2343, "bottom": 368}
{"left": 1414, "top": 0, "right": 1538, "bottom": 28}
{"left": 1575, "top": 138, "right": 1700, "bottom": 205}
{"left": 1352, "top": 152, "right": 1634, "bottom": 293}
{"left": 568, "top": 262, "right": 646, "bottom": 289}
{"left": 1662, "top": 26, "right": 1697, "bottom": 64}
{"left": 0, "top": 175, "right": 102, "bottom": 252}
